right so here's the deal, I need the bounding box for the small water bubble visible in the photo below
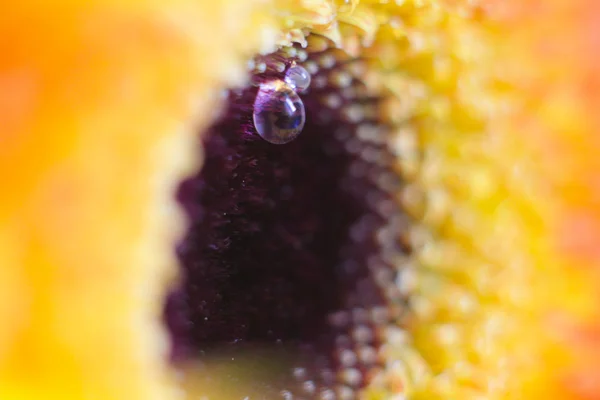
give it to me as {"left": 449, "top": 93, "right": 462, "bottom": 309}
{"left": 284, "top": 64, "right": 311, "bottom": 92}
{"left": 253, "top": 80, "right": 305, "bottom": 145}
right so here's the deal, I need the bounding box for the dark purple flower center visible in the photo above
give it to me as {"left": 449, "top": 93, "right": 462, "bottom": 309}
{"left": 165, "top": 40, "right": 407, "bottom": 398}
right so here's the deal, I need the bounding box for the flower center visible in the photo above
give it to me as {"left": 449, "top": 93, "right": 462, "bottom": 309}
{"left": 166, "top": 38, "right": 408, "bottom": 398}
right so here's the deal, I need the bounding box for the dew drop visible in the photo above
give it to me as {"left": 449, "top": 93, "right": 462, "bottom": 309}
{"left": 253, "top": 80, "right": 306, "bottom": 145}
{"left": 284, "top": 65, "right": 311, "bottom": 92}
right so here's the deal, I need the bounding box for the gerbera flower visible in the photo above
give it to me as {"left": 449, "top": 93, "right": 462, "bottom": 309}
{"left": 1, "top": 0, "right": 599, "bottom": 399}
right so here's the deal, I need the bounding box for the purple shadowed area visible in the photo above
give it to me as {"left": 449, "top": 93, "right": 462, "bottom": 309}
{"left": 169, "top": 85, "right": 365, "bottom": 353}
{"left": 164, "top": 49, "right": 401, "bottom": 395}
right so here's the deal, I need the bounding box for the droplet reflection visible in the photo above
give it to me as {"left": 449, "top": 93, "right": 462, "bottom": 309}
{"left": 253, "top": 80, "right": 306, "bottom": 145}
{"left": 285, "top": 64, "right": 311, "bottom": 93}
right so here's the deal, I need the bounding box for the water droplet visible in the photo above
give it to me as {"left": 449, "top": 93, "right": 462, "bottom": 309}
{"left": 284, "top": 65, "right": 311, "bottom": 92}
{"left": 253, "top": 80, "right": 305, "bottom": 145}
